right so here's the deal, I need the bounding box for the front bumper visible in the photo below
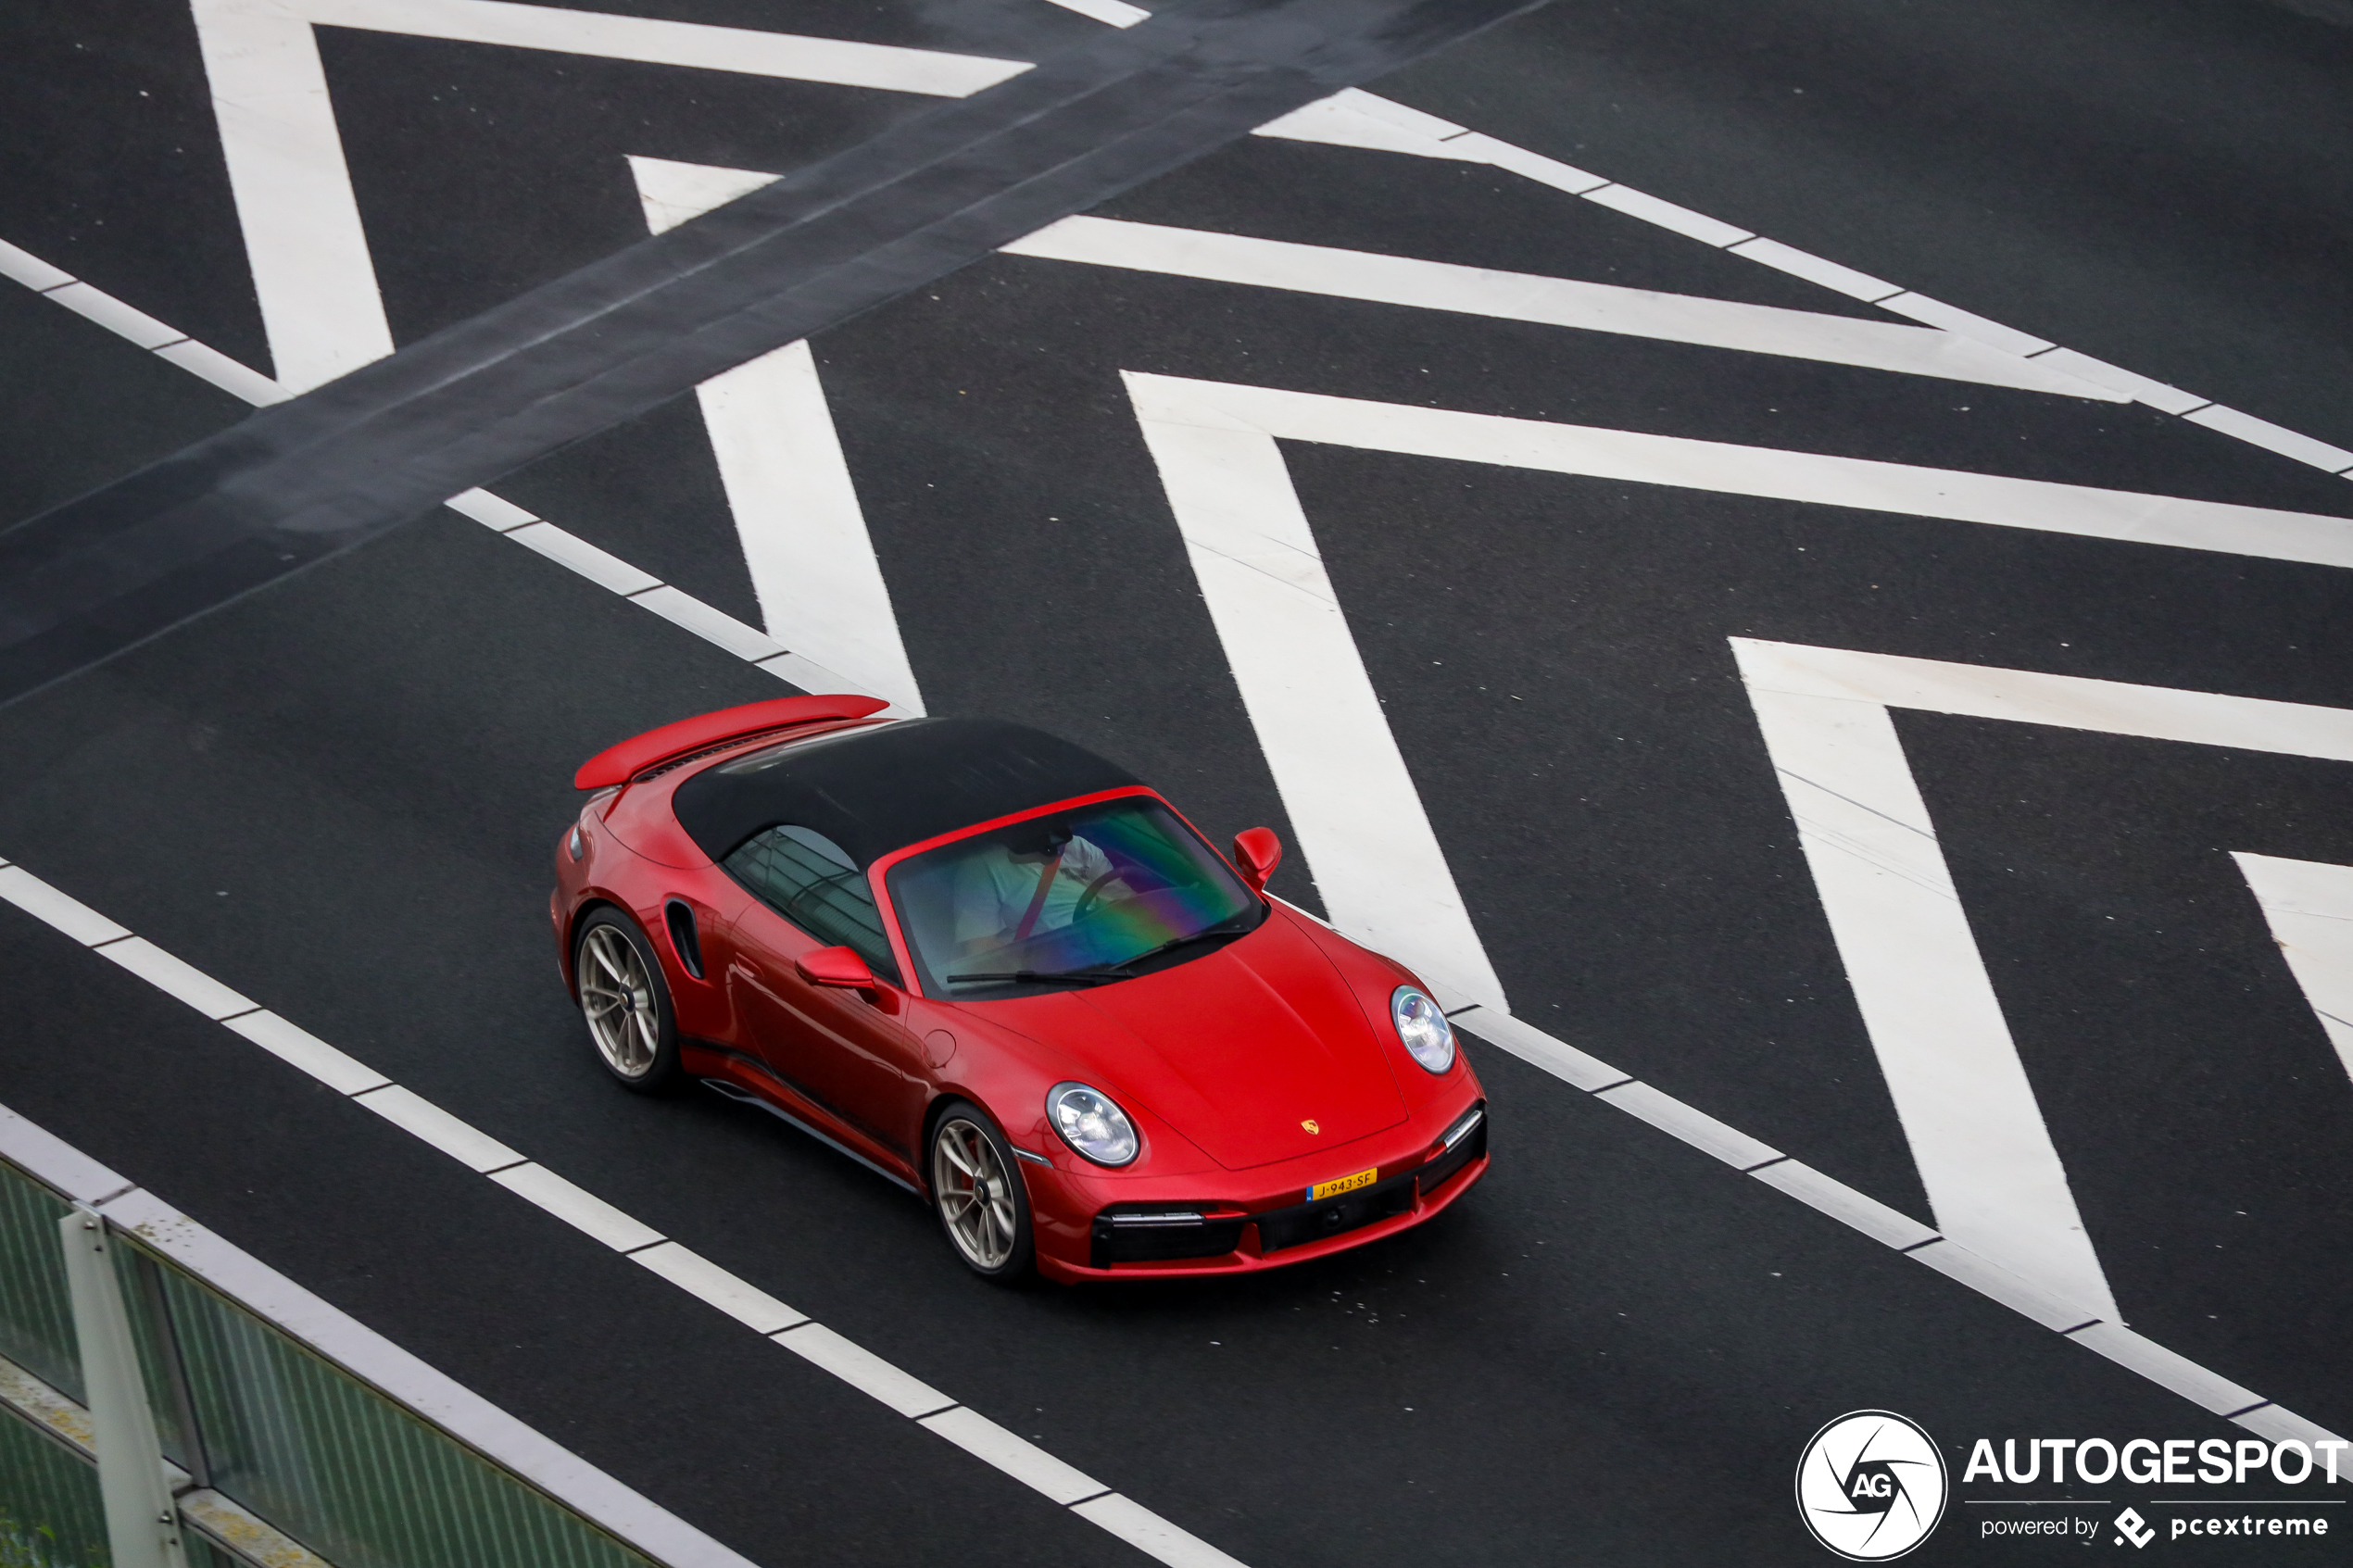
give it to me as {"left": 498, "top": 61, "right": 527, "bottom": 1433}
{"left": 1027, "top": 1100, "right": 1488, "bottom": 1284}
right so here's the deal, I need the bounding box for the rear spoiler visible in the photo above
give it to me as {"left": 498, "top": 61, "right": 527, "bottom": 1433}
{"left": 573, "top": 695, "right": 890, "bottom": 789}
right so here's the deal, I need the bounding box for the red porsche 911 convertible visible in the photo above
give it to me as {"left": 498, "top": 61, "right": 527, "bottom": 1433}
{"left": 551, "top": 695, "right": 1488, "bottom": 1282}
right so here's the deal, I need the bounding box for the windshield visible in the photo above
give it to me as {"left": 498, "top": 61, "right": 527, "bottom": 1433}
{"left": 887, "top": 797, "right": 1263, "bottom": 997}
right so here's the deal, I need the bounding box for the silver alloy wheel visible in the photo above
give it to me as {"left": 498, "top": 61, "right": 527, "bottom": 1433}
{"left": 933, "top": 1118, "right": 1018, "bottom": 1271}
{"left": 579, "top": 922, "right": 661, "bottom": 1078}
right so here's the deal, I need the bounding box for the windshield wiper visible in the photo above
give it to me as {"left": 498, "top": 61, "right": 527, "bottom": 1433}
{"left": 945, "top": 967, "right": 1127, "bottom": 986}
{"left": 1097, "top": 913, "right": 1258, "bottom": 975}
{"left": 948, "top": 915, "right": 1258, "bottom": 989}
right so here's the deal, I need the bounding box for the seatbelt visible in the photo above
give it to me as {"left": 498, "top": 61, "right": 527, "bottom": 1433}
{"left": 1013, "top": 847, "right": 1066, "bottom": 942}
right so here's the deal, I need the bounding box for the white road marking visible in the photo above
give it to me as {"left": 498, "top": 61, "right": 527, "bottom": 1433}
{"left": 16, "top": 0, "right": 2349, "bottom": 1450}
{"left": 1736, "top": 638, "right": 2353, "bottom": 1323}
{"left": 627, "top": 158, "right": 927, "bottom": 713}
{"left": 187, "top": 0, "right": 395, "bottom": 391}
{"left": 151, "top": 339, "right": 291, "bottom": 405}
{"left": 769, "top": 1323, "right": 955, "bottom": 1419}
{"left": 488, "top": 1162, "right": 668, "bottom": 1251}
{"left": 187, "top": 0, "right": 1025, "bottom": 390}
{"left": 629, "top": 586, "right": 789, "bottom": 664}
{"left": 91, "top": 936, "right": 258, "bottom": 1020}
{"left": 2184, "top": 405, "right": 2353, "bottom": 473}
{"left": 2021, "top": 348, "right": 2209, "bottom": 416}
{"left": 1252, "top": 87, "right": 1484, "bottom": 161}
{"left": 1118, "top": 371, "right": 2353, "bottom": 1317}
{"left": 1004, "top": 217, "right": 2120, "bottom": 397}
{"left": 0, "top": 235, "right": 903, "bottom": 711}
{"left": 1875, "top": 293, "right": 2053, "bottom": 357}
{"left": 2065, "top": 1323, "right": 2270, "bottom": 1419}
{"left": 348, "top": 1084, "right": 526, "bottom": 1173}
{"left": 2231, "top": 852, "right": 2353, "bottom": 1087}
{"left": 1735, "top": 639, "right": 2353, "bottom": 761}
{"left": 0, "top": 1101, "right": 769, "bottom": 1568}
{"left": 1748, "top": 1159, "right": 1938, "bottom": 1250}
{"left": 24, "top": 216, "right": 2352, "bottom": 1382}
{"left": 506, "top": 521, "right": 664, "bottom": 596}
{"left": 1724, "top": 236, "right": 1901, "bottom": 304}
{"left": 1038, "top": 0, "right": 1151, "bottom": 26}
{"left": 624, "top": 155, "right": 781, "bottom": 237}
{"left": 222, "top": 1010, "right": 390, "bottom": 1094}
{"left": 0, "top": 859, "right": 1258, "bottom": 1568}
{"left": 1071, "top": 1495, "right": 1252, "bottom": 1568}
{"left": 1244, "top": 87, "right": 2353, "bottom": 475}
{"left": 1443, "top": 1004, "right": 2340, "bottom": 1442}
{"left": 1117, "top": 374, "right": 2353, "bottom": 569}
{"left": 1125, "top": 381, "right": 1509, "bottom": 1009}
{"left": 633, "top": 1242, "right": 810, "bottom": 1335}
{"left": 918, "top": 1406, "right": 1109, "bottom": 1504}
{"left": 0, "top": 866, "right": 129, "bottom": 944}
{"left": 299, "top": 0, "right": 1025, "bottom": 92}
{"left": 1734, "top": 651, "right": 2118, "bottom": 1320}
{"left": 1906, "top": 1241, "right": 2100, "bottom": 1334}
{"left": 0, "top": 236, "right": 73, "bottom": 291}
{"left": 1581, "top": 182, "right": 1753, "bottom": 247}
{"left": 43, "top": 282, "right": 187, "bottom": 348}
{"left": 1591, "top": 1081, "right": 1783, "bottom": 1171}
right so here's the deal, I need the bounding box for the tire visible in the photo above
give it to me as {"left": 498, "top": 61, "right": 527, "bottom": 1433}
{"left": 927, "top": 1100, "right": 1035, "bottom": 1281}
{"left": 573, "top": 908, "right": 682, "bottom": 1094}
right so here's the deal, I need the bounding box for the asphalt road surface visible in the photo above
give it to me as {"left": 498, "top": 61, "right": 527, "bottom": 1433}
{"left": 4, "top": 3, "right": 2351, "bottom": 1564}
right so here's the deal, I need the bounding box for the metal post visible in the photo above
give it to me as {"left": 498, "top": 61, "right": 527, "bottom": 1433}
{"left": 58, "top": 1205, "right": 189, "bottom": 1568}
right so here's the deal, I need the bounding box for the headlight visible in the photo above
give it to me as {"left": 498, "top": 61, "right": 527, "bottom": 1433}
{"left": 1391, "top": 986, "right": 1455, "bottom": 1074}
{"left": 1048, "top": 1083, "right": 1139, "bottom": 1166}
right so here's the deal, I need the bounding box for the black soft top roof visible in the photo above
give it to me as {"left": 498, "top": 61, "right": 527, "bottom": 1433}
{"left": 671, "top": 717, "right": 1143, "bottom": 868}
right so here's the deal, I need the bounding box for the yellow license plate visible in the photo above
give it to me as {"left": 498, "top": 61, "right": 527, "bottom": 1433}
{"left": 1308, "top": 1167, "right": 1378, "bottom": 1203}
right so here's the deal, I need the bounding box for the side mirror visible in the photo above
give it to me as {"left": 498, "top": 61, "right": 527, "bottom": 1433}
{"left": 796, "top": 946, "right": 875, "bottom": 989}
{"left": 1232, "top": 827, "right": 1282, "bottom": 893}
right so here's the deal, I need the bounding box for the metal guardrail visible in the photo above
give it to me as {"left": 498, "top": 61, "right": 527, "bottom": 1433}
{"left": 0, "top": 1152, "right": 657, "bottom": 1568}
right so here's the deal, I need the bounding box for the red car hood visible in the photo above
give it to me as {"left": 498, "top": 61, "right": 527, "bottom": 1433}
{"left": 993, "top": 913, "right": 1408, "bottom": 1171}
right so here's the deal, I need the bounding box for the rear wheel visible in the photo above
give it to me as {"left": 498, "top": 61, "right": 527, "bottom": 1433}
{"left": 928, "top": 1102, "right": 1033, "bottom": 1280}
{"left": 574, "top": 909, "right": 681, "bottom": 1093}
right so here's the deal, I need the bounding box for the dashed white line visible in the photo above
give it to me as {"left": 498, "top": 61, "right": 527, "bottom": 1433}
{"left": 0, "top": 858, "right": 1259, "bottom": 1568}
{"left": 1724, "top": 236, "right": 1902, "bottom": 304}
{"left": 1000, "top": 215, "right": 2119, "bottom": 397}
{"left": 92, "top": 937, "right": 258, "bottom": 1020}
{"left": 7, "top": 840, "right": 2339, "bottom": 1465}
{"left": 0, "top": 238, "right": 908, "bottom": 715}
{"left": 1251, "top": 75, "right": 2353, "bottom": 477}
{"left": 1442, "top": 1003, "right": 2342, "bottom": 1446}
{"left": 348, "top": 1084, "right": 526, "bottom": 1173}
{"left": 0, "top": 1101, "right": 767, "bottom": 1568}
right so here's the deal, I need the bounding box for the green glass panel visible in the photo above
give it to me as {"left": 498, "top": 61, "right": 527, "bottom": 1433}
{"left": 0, "top": 1412, "right": 107, "bottom": 1568}
{"left": 0, "top": 1169, "right": 81, "bottom": 1405}
{"left": 153, "top": 1268, "right": 651, "bottom": 1568}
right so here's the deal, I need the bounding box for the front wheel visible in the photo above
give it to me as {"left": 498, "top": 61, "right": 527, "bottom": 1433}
{"left": 574, "top": 909, "right": 681, "bottom": 1093}
{"left": 928, "top": 1101, "right": 1034, "bottom": 1281}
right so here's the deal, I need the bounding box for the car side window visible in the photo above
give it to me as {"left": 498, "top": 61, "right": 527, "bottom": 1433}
{"left": 723, "top": 824, "right": 900, "bottom": 985}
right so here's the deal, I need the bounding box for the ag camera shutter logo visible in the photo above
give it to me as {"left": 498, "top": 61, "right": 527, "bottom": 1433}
{"left": 1796, "top": 1411, "right": 1950, "bottom": 1561}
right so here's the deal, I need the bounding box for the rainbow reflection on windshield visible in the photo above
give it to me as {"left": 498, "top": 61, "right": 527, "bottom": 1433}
{"left": 887, "top": 797, "right": 1261, "bottom": 995}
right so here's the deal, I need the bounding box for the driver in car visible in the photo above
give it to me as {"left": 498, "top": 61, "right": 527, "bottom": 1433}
{"left": 952, "top": 821, "right": 1126, "bottom": 958}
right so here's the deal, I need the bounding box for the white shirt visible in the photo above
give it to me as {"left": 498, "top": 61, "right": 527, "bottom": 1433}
{"left": 951, "top": 836, "right": 1117, "bottom": 949}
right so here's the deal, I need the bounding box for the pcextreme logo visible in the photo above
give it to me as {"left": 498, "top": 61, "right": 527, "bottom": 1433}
{"left": 1798, "top": 1411, "right": 1951, "bottom": 1561}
